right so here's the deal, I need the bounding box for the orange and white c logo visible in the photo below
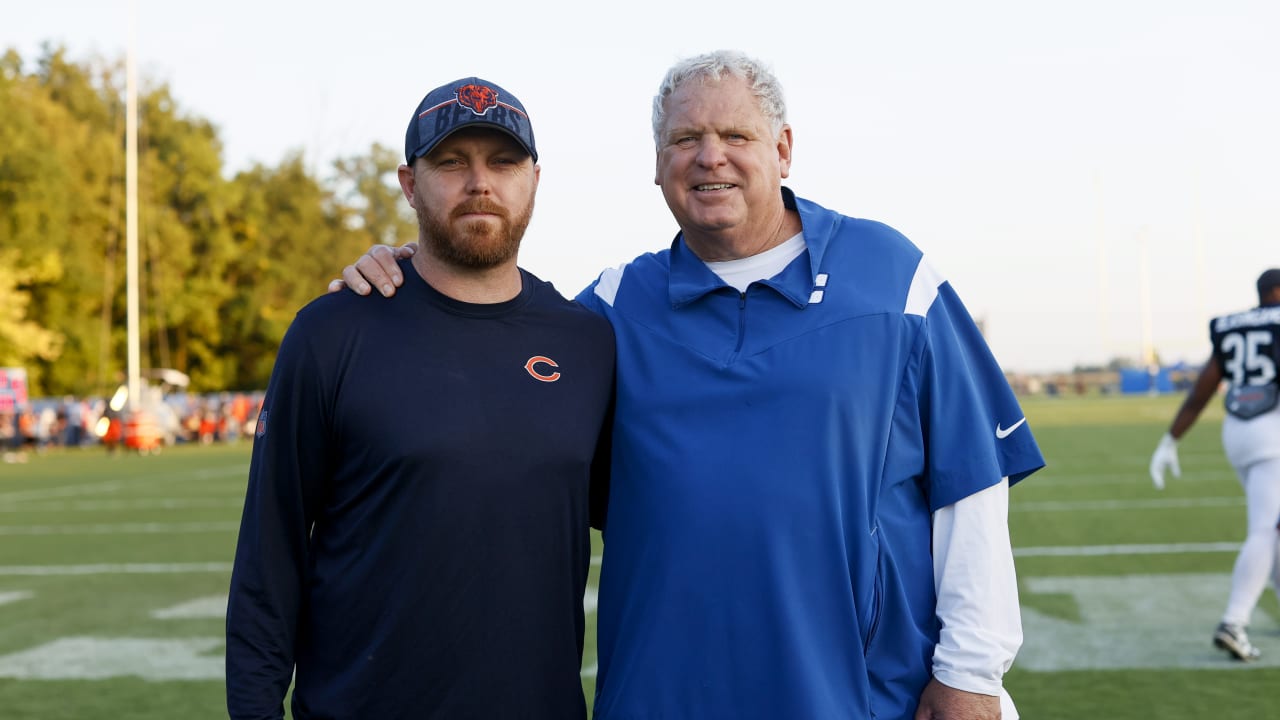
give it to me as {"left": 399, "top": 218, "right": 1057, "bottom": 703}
{"left": 524, "top": 355, "right": 561, "bottom": 382}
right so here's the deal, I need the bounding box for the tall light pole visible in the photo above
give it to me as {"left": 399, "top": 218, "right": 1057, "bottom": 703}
{"left": 1138, "top": 227, "right": 1157, "bottom": 373}
{"left": 1094, "top": 172, "right": 1111, "bottom": 366}
{"left": 1192, "top": 168, "right": 1207, "bottom": 337}
{"left": 125, "top": 0, "right": 141, "bottom": 410}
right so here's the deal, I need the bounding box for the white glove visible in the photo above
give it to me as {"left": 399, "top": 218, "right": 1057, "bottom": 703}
{"left": 1149, "top": 433, "right": 1180, "bottom": 490}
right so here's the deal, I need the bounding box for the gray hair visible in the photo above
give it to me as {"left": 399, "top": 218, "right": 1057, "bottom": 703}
{"left": 651, "top": 50, "right": 788, "bottom": 147}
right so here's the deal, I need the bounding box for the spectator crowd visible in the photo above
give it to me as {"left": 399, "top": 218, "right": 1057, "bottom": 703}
{"left": 1, "top": 390, "right": 264, "bottom": 463}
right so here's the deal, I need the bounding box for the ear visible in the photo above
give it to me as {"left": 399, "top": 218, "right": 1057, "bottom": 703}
{"left": 776, "top": 124, "right": 794, "bottom": 179}
{"left": 397, "top": 163, "right": 417, "bottom": 204}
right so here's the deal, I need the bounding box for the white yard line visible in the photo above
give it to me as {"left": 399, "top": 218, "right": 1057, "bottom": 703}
{"left": 1020, "top": 573, "right": 1280, "bottom": 670}
{"left": 0, "top": 464, "right": 246, "bottom": 505}
{"left": 0, "top": 522, "right": 238, "bottom": 535}
{"left": 1026, "top": 471, "right": 1235, "bottom": 486}
{"left": 0, "top": 562, "right": 233, "bottom": 576}
{"left": 168, "top": 465, "right": 249, "bottom": 482}
{"left": 1015, "top": 541, "right": 1240, "bottom": 557}
{"left": 0, "top": 481, "right": 126, "bottom": 503}
{"left": 0, "top": 637, "right": 225, "bottom": 680}
{"left": 0, "top": 497, "right": 243, "bottom": 512}
{"left": 1014, "top": 496, "right": 1244, "bottom": 512}
{"left": 0, "top": 591, "right": 33, "bottom": 606}
{"left": 152, "top": 596, "right": 227, "bottom": 619}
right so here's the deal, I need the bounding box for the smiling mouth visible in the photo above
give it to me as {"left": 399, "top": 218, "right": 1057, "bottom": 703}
{"left": 694, "top": 183, "right": 735, "bottom": 191}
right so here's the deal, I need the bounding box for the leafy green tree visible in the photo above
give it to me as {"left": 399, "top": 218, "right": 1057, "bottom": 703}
{"left": 221, "top": 152, "right": 364, "bottom": 389}
{"left": 0, "top": 249, "right": 63, "bottom": 374}
{"left": 0, "top": 46, "right": 119, "bottom": 395}
{"left": 133, "top": 83, "right": 236, "bottom": 388}
{"left": 332, "top": 142, "right": 415, "bottom": 248}
{"left": 1, "top": 45, "right": 419, "bottom": 396}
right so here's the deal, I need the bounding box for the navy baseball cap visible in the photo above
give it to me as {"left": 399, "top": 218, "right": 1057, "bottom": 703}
{"left": 404, "top": 77, "right": 537, "bottom": 164}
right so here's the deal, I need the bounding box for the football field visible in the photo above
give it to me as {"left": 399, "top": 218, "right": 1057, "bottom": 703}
{"left": 0, "top": 394, "right": 1275, "bottom": 719}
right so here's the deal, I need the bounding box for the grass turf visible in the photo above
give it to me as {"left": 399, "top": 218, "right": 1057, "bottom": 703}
{"left": 0, "top": 393, "right": 1275, "bottom": 718}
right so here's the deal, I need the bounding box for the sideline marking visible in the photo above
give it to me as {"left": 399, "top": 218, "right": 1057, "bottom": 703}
{"left": 0, "top": 587, "right": 603, "bottom": 683}
{"left": 1027, "top": 470, "right": 1235, "bottom": 487}
{"left": 0, "top": 637, "right": 224, "bottom": 680}
{"left": 1016, "top": 542, "right": 1240, "bottom": 557}
{"left": 1020, "top": 573, "right": 1278, "bottom": 670}
{"left": 0, "top": 482, "right": 124, "bottom": 503}
{"left": 0, "top": 635, "right": 602, "bottom": 682}
{"left": 0, "top": 562, "right": 232, "bottom": 576}
{"left": 0, "top": 591, "right": 33, "bottom": 606}
{"left": 1014, "top": 497, "right": 1243, "bottom": 512}
{"left": 0, "top": 464, "right": 246, "bottom": 504}
{"left": 152, "top": 596, "right": 227, "bottom": 620}
{"left": 0, "top": 521, "right": 237, "bottom": 536}
{"left": 0, "top": 498, "right": 243, "bottom": 513}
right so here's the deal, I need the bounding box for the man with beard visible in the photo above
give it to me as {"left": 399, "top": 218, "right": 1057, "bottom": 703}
{"left": 225, "top": 78, "right": 615, "bottom": 720}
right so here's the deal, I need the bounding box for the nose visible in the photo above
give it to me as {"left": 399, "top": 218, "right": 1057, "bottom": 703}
{"left": 695, "top": 137, "right": 728, "bottom": 168}
{"left": 465, "top": 165, "right": 494, "bottom": 194}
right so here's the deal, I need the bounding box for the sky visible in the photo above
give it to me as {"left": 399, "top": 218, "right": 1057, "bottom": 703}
{"left": 5, "top": 0, "right": 1278, "bottom": 373}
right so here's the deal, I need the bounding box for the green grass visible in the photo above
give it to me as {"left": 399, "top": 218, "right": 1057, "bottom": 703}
{"left": 0, "top": 445, "right": 245, "bottom": 719}
{"left": 0, "top": 394, "right": 1276, "bottom": 719}
{"left": 1006, "top": 395, "right": 1279, "bottom": 718}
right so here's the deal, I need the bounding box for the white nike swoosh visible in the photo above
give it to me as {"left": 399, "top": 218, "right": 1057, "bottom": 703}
{"left": 995, "top": 417, "right": 1027, "bottom": 439}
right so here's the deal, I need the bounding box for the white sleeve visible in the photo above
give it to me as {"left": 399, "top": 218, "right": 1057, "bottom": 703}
{"left": 931, "top": 478, "right": 1022, "bottom": 705}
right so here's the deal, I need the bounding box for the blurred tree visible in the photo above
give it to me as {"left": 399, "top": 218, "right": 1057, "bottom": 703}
{"left": 0, "top": 46, "right": 116, "bottom": 395}
{"left": 332, "top": 142, "right": 415, "bottom": 248}
{"left": 133, "top": 83, "right": 236, "bottom": 389}
{"left": 0, "top": 249, "right": 63, "bottom": 373}
{"left": 222, "top": 152, "right": 362, "bottom": 389}
{"left": 1, "top": 45, "right": 407, "bottom": 396}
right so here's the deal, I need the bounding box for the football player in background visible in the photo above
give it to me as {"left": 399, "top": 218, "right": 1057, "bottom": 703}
{"left": 1150, "top": 268, "right": 1280, "bottom": 661}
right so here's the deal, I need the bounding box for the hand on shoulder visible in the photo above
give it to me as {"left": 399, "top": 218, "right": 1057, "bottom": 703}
{"left": 328, "top": 243, "right": 418, "bottom": 297}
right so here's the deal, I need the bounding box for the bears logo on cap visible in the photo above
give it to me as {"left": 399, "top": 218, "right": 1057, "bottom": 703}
{"left": 406, "top": 77, "right": 538, "bottom": 164}
{"left": 457, "top": 84, "right": 499, "bottom": 115}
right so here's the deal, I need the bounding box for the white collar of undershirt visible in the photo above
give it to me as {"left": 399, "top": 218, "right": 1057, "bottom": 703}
{"left": 703, "top": 232, "right": 806, "bottom": 293}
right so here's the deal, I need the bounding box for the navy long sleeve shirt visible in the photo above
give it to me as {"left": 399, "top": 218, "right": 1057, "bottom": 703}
{"left": 226, "top": 263, "right": 615, "bottom": 720}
